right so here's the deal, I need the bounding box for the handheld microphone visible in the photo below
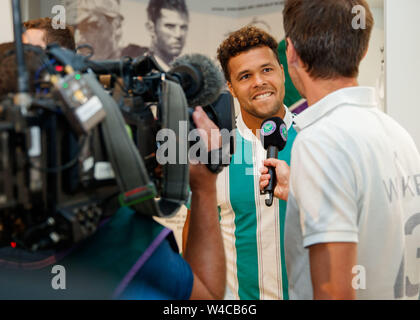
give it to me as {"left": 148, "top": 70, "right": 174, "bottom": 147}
{"left": 260, "top": 117, "right": 288, "bottom": 206}
{"left": 12, "top": 0, "right": 29, "bottom": 94}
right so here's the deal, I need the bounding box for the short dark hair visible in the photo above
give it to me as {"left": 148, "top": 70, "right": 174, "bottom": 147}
{"left": 217, "top": 26, "right": 279, "bottom": 82}
{"left": 283, "top": 0, "right": 374, "bottom": 79}
{"left": 23, "top": 17, "right": 76, "bottom": 51}
{"left": 147, "top": 0, "right": 189, "bottom": 23}
{"left": 0, "top": 42, "right": 45, "bottom": 96}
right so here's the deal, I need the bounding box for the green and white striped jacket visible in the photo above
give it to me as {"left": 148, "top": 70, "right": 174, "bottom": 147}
{"left": 217, "top": 106, "right": 297, "bottom": 300}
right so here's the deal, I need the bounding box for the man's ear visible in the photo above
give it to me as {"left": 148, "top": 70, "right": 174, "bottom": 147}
{"left": 279, "top": 63, "right": 285, "bottom": 83}
{"left": 227, "top": 81, "right": 237, "bottom": 99}
{"left": 285, "top": 38, "right": 298, "bottom": 66}
{"left": 145, "top": 20, "right": 155, "bottom": 38}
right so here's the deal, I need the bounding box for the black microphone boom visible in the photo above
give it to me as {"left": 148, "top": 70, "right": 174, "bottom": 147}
{"left": 85, "top": 54, "right": 163, "bottom": 76}
{"left": 85, "top": 53, "right": 224, "bottom": 108}
{"left": 260, "top": 117, "right": 288, "bottom": 206}
{"left": 12, "top": 0, "right": 29, "bottom": 94}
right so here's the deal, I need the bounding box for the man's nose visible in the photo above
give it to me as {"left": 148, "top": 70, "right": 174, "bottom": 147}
{"left": 173, "top": 28, "right": 181, "bottom": 39}
{"left": 253, "top": 73, "right": 267, "bottom": 87}
{"left": 173, "top": 26, "right": 186, "bottom": 38}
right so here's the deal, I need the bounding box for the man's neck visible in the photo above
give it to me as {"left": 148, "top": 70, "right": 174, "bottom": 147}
{"left": 241, "top": 105, "right": 286, "bottom": 136}
{"left": 151, "top": 47, "right": 173, "bottom": 70}
{"left": 302, "top": 75, "right": 359, "bottom": 106}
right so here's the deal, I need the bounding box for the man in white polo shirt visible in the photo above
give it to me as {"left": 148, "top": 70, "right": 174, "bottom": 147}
{"left": 260, "top": 0, "right": 420, "bottom": 299}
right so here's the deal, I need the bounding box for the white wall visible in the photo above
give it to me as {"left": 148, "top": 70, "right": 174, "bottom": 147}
{"left": 385, "top": 0, "right": 420, "bottom": 150}
{"left": 359, "top": 7, "right": 384, "bottom": 90}
{"left": 0, "top": 0, "right": 14, "bottom": 43}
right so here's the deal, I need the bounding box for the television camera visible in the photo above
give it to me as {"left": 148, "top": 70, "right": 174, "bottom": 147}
{"left": 0, "top": 7, "right": 235, "bottom": 253}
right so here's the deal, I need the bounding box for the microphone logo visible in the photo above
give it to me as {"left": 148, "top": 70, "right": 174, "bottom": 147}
{"left": 280, "top": 124, "right": 287, "bottom": 141}
{"left": 261, "top": 121, "right": 277, "bottom": 136}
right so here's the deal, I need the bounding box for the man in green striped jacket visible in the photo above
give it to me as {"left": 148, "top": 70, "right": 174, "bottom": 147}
{"left": 215, "top": 26, "right": 297, "bottom": 300}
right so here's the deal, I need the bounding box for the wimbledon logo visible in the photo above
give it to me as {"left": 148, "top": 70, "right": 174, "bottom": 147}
{"left": 280, "top": 124, "right": 288, "bottom": 141}
{"left": 261, "top": 121, "right": 276, "bottom": 136}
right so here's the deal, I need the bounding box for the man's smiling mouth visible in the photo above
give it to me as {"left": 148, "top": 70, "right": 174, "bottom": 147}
{"left": 254, "top": 92, "right": 273, "bottom": 100}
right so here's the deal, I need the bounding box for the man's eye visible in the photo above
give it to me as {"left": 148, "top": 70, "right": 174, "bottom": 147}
{"left": 84, "top": 21, "right": 99, "bottom": 31}
{"left": 164, "top": 24, "right": 176, "bottom": 30}
{"left": 263, "top": 68, "right": 273, "bottom": 73}
{"left": 240, "top": 74, "right": 250, "bottom": 80}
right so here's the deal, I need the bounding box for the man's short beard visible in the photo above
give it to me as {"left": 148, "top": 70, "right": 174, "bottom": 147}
{"left": 247, "top": 103, "right": 282, "bottom": 120}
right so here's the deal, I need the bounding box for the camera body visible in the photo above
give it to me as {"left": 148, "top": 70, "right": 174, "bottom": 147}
{"left": 0, "top": 89, "right": 119, "bottom": 251}
{"left": 0, "top": 45, "right": 235, "bottom": 252}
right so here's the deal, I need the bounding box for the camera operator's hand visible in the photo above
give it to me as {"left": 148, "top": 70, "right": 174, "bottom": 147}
{"left": 189, "top": 106, "right": 221, "bottom": 191}
{"left": 184, "top": 106, "right": 226, "bottom": 300}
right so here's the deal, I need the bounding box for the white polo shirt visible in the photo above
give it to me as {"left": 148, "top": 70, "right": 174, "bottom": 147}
{"left": 285, "top": 86, "right": 420, "bottom": 300}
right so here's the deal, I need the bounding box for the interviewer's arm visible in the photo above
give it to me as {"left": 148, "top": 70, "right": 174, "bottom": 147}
{"left": 309, "top": 242, "right": 357, "bottom": 300}
{"left": 185, "top": 169, "right": 225, "bottom": 300}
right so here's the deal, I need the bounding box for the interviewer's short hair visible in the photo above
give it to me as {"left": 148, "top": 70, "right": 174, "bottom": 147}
{"left": 24, "top": 17, "right": 76, "bottom": 51}
{"left": 217, "top": 26, "right": 279, "bottom": 82}
{"left": 283, "top": 0, "right": 374, "bottom": 79}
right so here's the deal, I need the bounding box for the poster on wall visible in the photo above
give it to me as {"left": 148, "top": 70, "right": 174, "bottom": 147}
{"left": 53, "top": 0, "right": 285, "bottom": 67}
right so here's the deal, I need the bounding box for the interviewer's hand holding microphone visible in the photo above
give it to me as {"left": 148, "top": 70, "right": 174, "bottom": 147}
{"left": 259, "top": 117, "right": 290, "bottom": 203}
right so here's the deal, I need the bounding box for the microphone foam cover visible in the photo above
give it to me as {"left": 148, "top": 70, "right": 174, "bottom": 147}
{"left": 260, "top": 117, "right": 288, "bottom": 151}
{"left": 170, "top": 53, "right": 224, "bottom": 107}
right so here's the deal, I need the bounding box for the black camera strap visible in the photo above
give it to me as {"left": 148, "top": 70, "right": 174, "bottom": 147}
{"left": 157, "top": 78, "right": 189, "bottom": 216}
{"left": 82, "top": 73, "right": 157, "bottom": 214}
